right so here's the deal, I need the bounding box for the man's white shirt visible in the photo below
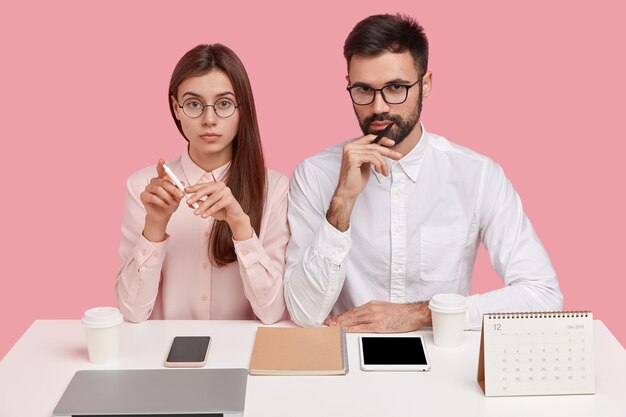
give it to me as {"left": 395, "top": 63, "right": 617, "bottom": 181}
{"left": 284, "top": 125, "right": 562, "bottom": 329}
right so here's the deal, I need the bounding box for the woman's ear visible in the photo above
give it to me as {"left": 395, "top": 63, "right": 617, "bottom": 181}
{"left": 171, "top": 95, "right": 180, "bottom": 120}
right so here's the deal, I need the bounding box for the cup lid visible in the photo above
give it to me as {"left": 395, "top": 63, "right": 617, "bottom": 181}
{"left": 82, "top": 307, "right": 123, "bottom": 328}
{"left": 428, "top": 293, "right": 467, "bottom": 314}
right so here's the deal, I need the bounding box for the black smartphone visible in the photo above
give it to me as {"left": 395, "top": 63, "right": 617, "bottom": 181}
{"left": 164, "top": 336, "right": 211, "bottom": 368}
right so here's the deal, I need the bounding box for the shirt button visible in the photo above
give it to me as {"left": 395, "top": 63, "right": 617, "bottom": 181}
{"left": 202, "top": 294, "right": 208, "bottom": 301}
{"left": 153, "top": 251, "right": 160, "bottom": 257}
{"left": 203, "top": 262, "right": 209, "bottom": 270}
{"left": 141, "top": 249, "right": 148, "bottom": 256}
{"left": 204, "top": 231, "right": 210, "bottom": 237}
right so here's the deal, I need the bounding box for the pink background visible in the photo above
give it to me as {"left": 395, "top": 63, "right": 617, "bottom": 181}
{"left": 1, "top": 1, "right": 624, "bottom": 359}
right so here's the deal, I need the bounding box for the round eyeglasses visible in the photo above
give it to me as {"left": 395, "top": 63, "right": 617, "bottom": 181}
{"left": 347, "top": 78, "right": 422, "bottom": 106}
{"left": 178, "top": 97, "right": 240, "bottom": 118}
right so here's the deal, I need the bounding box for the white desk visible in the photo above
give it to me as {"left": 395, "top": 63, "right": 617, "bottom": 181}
{"left": 0, "top": 320, "right": 624, "bottom": 417}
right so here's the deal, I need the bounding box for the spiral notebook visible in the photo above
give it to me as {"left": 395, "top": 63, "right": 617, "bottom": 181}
{"left": 477, "top": 311, "right": 595, "bottom": 397}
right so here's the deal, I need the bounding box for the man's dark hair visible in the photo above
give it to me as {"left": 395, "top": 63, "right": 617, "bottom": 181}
{"left": 343, "top": 14, "right": 429, "bottom": 75}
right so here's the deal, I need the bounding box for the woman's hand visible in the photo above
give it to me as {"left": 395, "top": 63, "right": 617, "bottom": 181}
{"left": 140, "top": 159, "right": 184, "bottom": 241}
{"left": 185, "top": 181, "right": 253, "bottom": 240}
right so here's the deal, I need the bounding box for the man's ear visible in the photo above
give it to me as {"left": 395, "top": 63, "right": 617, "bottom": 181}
{"left": 421, "top": 71, "right": 433, "bottom": 99}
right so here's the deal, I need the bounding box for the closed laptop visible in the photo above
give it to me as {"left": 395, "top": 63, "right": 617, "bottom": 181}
{"left": 53, "top": 368, "right": 247, "bottom": 416}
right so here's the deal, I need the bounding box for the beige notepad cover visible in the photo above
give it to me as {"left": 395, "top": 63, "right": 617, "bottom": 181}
{"left": 249, "top": 327, "right": 348, "bottom": 376}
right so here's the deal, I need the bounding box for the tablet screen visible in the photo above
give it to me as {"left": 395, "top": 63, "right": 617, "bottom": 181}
{"left": 361, "top": 336, "right": 427, "bottom": 365}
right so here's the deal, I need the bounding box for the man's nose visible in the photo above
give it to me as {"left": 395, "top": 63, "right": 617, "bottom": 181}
{"left": 371, "top": 91, "right": 391, "bottom": 114}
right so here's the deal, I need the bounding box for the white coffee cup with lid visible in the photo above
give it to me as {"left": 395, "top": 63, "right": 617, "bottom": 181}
{"left": 429, "top": 293, "right": 467, "bottom": 348}
{"left": 82, "top": 307, "right": 123, "bottom": 364}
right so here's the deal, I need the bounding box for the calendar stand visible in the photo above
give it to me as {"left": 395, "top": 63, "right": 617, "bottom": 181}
{"left": 477, "top": 311, "right": 595, "bottom": 397}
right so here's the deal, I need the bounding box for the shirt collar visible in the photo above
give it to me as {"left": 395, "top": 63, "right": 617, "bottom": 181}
{"left": 181, "top": 147, "right": 232, "bottom": 185}
{"left": 373, "top": 122, "right": 429, "bottom": 183}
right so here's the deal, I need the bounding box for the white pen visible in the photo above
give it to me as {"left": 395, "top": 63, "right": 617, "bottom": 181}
{"left": 162, "top": 163, "right": 200, "bottom": 209}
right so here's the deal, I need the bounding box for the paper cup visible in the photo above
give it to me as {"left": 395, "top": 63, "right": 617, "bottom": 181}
{"left": 82, "top": 307, "right": 123, "bottom": 364}
{"left": 429, "top": 294, "right": 466, "bottom": 348}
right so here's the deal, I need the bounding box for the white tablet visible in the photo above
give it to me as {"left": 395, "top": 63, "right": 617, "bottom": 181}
{"left": 359, "top": 335, "right": 431, "bottom": 372}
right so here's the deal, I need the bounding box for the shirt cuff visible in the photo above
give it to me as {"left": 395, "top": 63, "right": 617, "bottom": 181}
{"left": 233, "top": 231, "right": 263, "bottom": 268}
{"left": 133, "top": 234, "right": 168, "bottom": 267}
{"left": 312, "top": 218, "right": 352, "bottom": 265}
{"left": 464, "top": 294, "right": 483, "bottom": 330}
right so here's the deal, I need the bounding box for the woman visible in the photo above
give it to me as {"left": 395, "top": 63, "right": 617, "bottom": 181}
{"left": 115, "top": 44, "right": 289, "bottom": 324}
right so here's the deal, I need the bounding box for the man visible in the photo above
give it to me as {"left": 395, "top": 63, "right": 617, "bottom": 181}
{"left": 284, "top": 14, "right": 562, "bottom": 332}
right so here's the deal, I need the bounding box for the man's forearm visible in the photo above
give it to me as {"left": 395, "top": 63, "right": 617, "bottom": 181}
{"left": 326, "top": 300, "right": 433, "bottom": 332}
{"left": 412, "top": 301, "right": 432, "bottom": 327}
{"left": 326, "top": 194, "right": 356, "bottom": 232}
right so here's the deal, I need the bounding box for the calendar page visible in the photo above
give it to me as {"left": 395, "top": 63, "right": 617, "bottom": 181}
{"left": 477, "top": 312, "right": 595, "bottom": 397}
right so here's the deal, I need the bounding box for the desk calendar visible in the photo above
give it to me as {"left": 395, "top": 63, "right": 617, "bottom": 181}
{"left": 477, "top": 311, "right": 595, "bottom": 397}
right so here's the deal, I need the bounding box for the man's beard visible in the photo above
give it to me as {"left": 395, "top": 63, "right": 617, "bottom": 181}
{"left": 357, "top": 81, "right": 423, "bottom": 145}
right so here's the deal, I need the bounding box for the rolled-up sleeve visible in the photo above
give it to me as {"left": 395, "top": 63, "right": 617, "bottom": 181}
{"left": 284, "top": 161, "right": 352, "bottom": 328}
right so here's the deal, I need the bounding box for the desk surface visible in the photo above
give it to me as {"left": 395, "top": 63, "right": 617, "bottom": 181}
{"left": 0, "top": 320, "right": 624, "bottom": 417}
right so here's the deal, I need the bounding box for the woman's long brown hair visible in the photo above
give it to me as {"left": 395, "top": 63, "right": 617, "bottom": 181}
{"left": 168, "top": 44, "right": 266, "bottom": 266}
